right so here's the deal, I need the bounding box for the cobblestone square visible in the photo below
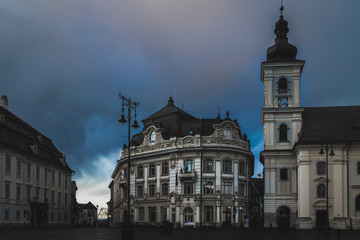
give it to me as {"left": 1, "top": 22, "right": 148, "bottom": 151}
{"left": 1, "top": 228, "right": 359, "bottom": 240}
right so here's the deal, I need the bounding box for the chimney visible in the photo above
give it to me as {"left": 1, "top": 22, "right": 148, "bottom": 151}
{"left": 0, "top": 95, "right": 8, "bottom": 110}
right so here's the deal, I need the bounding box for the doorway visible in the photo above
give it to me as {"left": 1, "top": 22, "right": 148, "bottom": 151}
{"left": 276, "top": 206, "right": 290, "bottom": 228}
{"left": 223, "top": 206, "right": 231, "bottom": 227}
{"left": 316, "top": 210, "right": 327, "bottom": 228}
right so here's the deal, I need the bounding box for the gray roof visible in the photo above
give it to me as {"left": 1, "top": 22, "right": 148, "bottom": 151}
{"left": 0, "top": 106, "right": 73, "bottom": 172}
{"left": 297, "top": 106, "right": 360, "bottom": 144}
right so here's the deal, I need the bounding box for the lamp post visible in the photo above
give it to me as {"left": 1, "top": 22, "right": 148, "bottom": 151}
{"left": 118, "top": 93, "right": 139, "bottom": 240}
{"left": 319, "top": 142, "right": 335, "bottom": 234}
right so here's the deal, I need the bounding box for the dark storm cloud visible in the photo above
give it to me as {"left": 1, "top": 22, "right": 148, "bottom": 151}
{"left": 1, "top": 0, "right": 360, "bottom": 206}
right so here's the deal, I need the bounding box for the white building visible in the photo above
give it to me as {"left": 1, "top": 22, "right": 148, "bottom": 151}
{"left": 261, "top": 9, "right": 360, "bottom": 229}
{"left": 0, "top": 95, "right": 74, "bottom": 227}
{"left": 111, "top": 97, "right": 254, "bottom": 228}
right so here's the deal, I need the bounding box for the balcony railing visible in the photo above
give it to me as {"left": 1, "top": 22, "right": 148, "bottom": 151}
{"left": 178, "top": 170, "right": 197, "bottom": 181}
{"left": 277, "top": 89, "right": 289, "bottom": 95}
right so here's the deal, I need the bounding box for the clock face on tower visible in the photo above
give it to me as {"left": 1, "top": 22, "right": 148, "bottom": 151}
{"left": 278, "top": 97, "right": 288, "bottom": 107}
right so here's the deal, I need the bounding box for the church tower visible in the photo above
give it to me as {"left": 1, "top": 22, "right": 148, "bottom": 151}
{"left": 260, "top": 6, "right": 305, "bottom": 228}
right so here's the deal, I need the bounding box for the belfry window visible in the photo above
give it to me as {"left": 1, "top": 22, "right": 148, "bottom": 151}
{"left": 279, "top": 124, "right": 288, "bottom": 142}
{"left": 278, "top": 77, "right": 288, "bottom": 94}
{"left": 317, "top": 184, "right": 326, "bottom": 198}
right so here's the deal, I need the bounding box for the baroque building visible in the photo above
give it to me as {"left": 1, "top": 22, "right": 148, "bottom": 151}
{"left": 111, "top": 97, "right": 254, "bottom": 228}
{"left": 0, "top": 95, "right": 74, "bottom": 227}
{"left": 261, "top": 9, "right": 360, "bottom": 229}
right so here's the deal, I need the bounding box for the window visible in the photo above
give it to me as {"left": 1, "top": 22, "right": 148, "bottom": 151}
{"left": 16, "top": 211, "right": 20, "bottom": 221}
{"left": 58, "top": 192, "right": 61, "bottom": 205}
{"left": 203, "top": 181, "right": 214, "bottom": 194}
{"left": 35, "top": 188, "right": 40, "bottom": 201}
{"left": 184, "top": 182, "right": 193, "bottom": 195}
{"left": 184, "top": 207, "right": 193, "bottom": 225}
{"left": 137, "top": 166, "right": 143, "bottom": 178}
{"left": 64, "top": 213, "right": 67, "bottom": 222}
{"left": 123, "top": 168, "right": 128, "bottom": 179}
{"left": 137, "top": 186, "right": 143, "bottom": 197}
{"left": 148, "top": 207, "right": 157, "bottom": 222}
{"left": 356, "top": 195, "right": 360, "bottom": 211}
{"left": 16, "top": 160, "right": 22, "bottom": 179}
{"left": 239, "top": 163, "right": 245, "bottom": 175}
{"left": 224, "top": 127, "right": 231, "bottom": 139}
{"left": 27, "top": 186, "right": 31, "bottom": 201}
{"left": 16, "top": 185, "right": 21, "bottom": 201}
{"left": 64, "top": 193, "right": 68, "bottom": 206}
{"left": 161, "top": 206, "right": 167, "bottom": 221}
{"left": 204, "top": 206, "right": 214, "bottom": 223}
{"left": 51, "top": 213, "right": 54, "bottom": 221}
{"left": 161, "top": 183, "right": 168, "bottom": 196}
{"left": 64, "top": 176, "right": 68, "bottom": 191}
{"left": 150, "top": 131, "right": 156, "bottom": 144}
{"left": 44, "top": 189, "right": 48, "bottom": 202}
{"left": 5, "top": 210, "right": 9, "bottom": 221}
{"left": 44, "top": 170, "right": 48, "bottom": 186}
{"left": 139, "top": 207, "right": 145, "bottom": 221}
{"left": 149, "top": 164, "right": 156, "bottom": 177}
{"left": 5, "top": 156, "right": 11, "bottom": 176}
{"left": 279, "top": 124, "right": 288, "bottom": 142}
{"left": 317, "top": 184, "right": 326, "bottom": 198}
{"left": 58, "top": 213, "right": 61, "bottom": 221}
{"left": 36, "top": 166, "right": 40, "bottom": 181}
{"left": 222, "top": 182, "right": 232, "bottom": 195}
{"left": 51, "top": 191, "right": 55, "bottom": 204}
{"left": 27, "top": 164, "right": 31, "bottom": 181}
{"left": 52, "top": 172, "right": 55, "bottom": 187}
{"left": 223, "top": 160, "right": 232, "bottom": 172}
{"left": 239, "top": 183, "right": 245, "bottom": 196}
{"left": 162, "top": 162, "right": 169, "bottom": 175}
{"left": 149, "top": 184, "right": 155, "bottom": 197}
{"left": 317, "top": 162, "right": 325, "bottom": 175}
{"left": 5, "top": 182, "right": 10, "bottom": 199}
{"left": 183, "top": 160, "right": 193, "bottom": 172}
{"left": 357, "top": 162, "right": 360, "bottom": 174}
{"left": 280, "top": 168, "right": 288, "bottom": 180}
{"left": 278, "top": 77, "right": 288, "bottom": 94}
{"left": 58, "top": 173, "right": 61, "bottom": 188}
{"left": 203, "top": 159, "right": 213, "bottom": 172}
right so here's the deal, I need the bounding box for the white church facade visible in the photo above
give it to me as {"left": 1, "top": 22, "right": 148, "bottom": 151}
{"left": 261, "top": 8, "right": 360, "bottom": 230}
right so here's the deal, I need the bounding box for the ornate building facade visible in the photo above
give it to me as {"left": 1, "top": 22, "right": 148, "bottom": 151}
{"left": 261, "top": 9, "right": 360, "bottom": 229}
{"left": 0, "top": 95, "right": 74, "bottom": 227}
{"left": 111, "top": 97, "right": 254, "bottom": 228}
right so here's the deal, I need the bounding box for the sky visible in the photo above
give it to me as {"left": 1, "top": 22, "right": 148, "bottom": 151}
{"left": 1, "top": 0, "right": 360, "bottom": 210}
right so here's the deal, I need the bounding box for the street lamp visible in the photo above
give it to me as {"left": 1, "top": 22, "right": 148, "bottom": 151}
{"left": 118, "top": 93, "right": 139, "bottom": 240}
{"left": 319, "top": 142, "right": 335, "bottom": 234}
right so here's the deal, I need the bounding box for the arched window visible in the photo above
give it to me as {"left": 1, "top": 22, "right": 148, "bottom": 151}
{"left": 150, "top": 131, "right": 156, "bottom": 144}
{"left": 224, "top": 128, "right": 231, "bottom": 139}
{"left": 184, "top": 207, "right": 194, "bottom": 225}
{"left": 278, "top": 78, "right": 288, "bottom": 94}
{"left": 356, "top": 195, "right": 360, "bottom": 211}
{"left": 279, "top": 124, "right": 288, "bottom": 142}
{"left": 317, "top": 184, "right": 326, "bottom": 198}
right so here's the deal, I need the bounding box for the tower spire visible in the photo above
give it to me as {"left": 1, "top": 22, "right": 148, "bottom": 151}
{"left": 280, "top": 0, "right": 284, "bottom": 17}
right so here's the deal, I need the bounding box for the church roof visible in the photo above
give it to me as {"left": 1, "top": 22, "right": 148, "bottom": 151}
{"left": 298, "top": 106, "right": 360, "bottom": 144}
{"left": 0, "top": 105, "right": 73, "bottom": 173}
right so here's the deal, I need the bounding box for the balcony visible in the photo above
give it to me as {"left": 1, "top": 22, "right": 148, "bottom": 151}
{"left": 277, "top": 89, "right": 289, "bottom": 95}
{"left": 178, "top": 170, "right": 197, "bottom": 181}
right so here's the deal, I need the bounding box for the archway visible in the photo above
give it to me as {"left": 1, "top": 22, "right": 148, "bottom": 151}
{"left": 276, "top": 206, "right": 290, "bottom": 228}
{"left": 183, "top": 207, "right": 194, "bottom": 227}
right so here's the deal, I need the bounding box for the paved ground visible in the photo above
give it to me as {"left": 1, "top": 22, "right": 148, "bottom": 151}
{"left": 0, "top": 227, "right": 359, "bottom": 240}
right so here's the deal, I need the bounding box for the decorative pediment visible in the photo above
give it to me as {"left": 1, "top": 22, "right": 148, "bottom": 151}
{"left": 182, "top": 136, "right": 194, "bottom": 144}
{"left": 313, "top": 199, "right": 331, "bottom": 208}
{"left": 314, "top": 177, "right": 327, "bottom": 183}
{"left": 29, "top": 144, "right": 38, "bottom": 155}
